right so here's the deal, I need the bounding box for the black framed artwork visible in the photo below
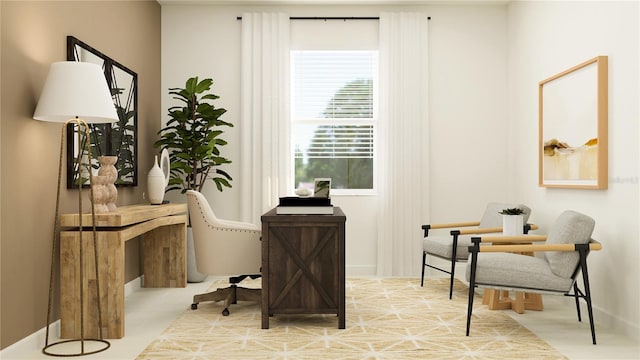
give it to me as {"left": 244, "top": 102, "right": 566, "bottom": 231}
{"left": 66, "top": 36, "right": 138, "bottom": 188}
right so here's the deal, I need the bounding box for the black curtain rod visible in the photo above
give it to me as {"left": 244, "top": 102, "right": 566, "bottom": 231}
{"left": 236, "top": 16, "right": 431, "bottom": 21}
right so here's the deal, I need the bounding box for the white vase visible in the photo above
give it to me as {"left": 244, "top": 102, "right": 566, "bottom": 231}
{"left": 502, "top": 215, "right": 524, "bottom": 236}
{"left": 147, "top": 155, "right": 167, "bottom": 205}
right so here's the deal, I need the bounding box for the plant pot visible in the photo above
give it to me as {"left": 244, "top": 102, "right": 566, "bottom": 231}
{"left": 187, "top": 227, "right": 207, "bottom": 283}
{"left": 502, "top": 214, "right": 524, "bottom": 236}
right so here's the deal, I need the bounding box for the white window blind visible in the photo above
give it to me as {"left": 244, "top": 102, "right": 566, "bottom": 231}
{"left": 291, "top": 51, "right": 377, "bottom": 191}
{"left": 302, "top": 125, "right": 373, "bottom": 159}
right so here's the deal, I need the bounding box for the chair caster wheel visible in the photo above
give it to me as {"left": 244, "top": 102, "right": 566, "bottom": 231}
{"left": 191, "top": 303, "right": 198, "bottom": 310}
{"left": 222, "top": 308, "right": 230, "bottom": 316}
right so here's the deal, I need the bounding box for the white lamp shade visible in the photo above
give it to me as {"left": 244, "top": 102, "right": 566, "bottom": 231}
{"left": 33, "top": 61, "right": 119, "bottom": 123}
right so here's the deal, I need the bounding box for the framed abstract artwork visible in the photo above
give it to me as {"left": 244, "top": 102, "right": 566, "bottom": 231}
{"left": 66, "top": 36, "right": 138, "bottom": 188}
{"left": 538, "top": 56, "right": 608, "bottom": 189}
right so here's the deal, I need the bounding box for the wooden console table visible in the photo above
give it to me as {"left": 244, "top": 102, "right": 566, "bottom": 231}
{"left": 59, "top": 203, "right": 187, "bottom": 339}
{"left": 261, "top": 207, "right": 346, "bottom": 329}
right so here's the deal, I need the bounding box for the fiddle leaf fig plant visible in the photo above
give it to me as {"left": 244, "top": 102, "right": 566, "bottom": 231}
{"left": 499, "top": 208, "right": 525, "bottom": 215}
{"left": 154, "top": 77, "right": 233, "bottom": 193}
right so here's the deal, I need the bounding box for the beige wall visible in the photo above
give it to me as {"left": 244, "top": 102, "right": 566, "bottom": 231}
{"left": 0, "top": 0, "right": 161, "bottom": 349}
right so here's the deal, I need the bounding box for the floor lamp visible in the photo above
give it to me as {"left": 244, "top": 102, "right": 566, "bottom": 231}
{"left": 33, "top": 61, "right": 118, "bottom": 356}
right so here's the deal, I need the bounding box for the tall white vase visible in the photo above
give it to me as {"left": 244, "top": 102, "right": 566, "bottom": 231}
{"left": 147, "top": 149, "right": 171, "bottom": 205}
{"left": 147, "top": 156, "right": 166, "bottom": 204}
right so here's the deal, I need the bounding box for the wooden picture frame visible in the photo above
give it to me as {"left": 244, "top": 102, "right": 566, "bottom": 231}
{"left": 538, "top": 56, "right": 608, "bottom": 189}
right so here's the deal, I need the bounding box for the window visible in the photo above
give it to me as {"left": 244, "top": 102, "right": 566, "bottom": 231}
{"left": 291, "top": 50, "right": 377, "bottom": 194}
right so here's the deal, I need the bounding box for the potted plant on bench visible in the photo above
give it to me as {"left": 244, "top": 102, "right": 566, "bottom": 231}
{"left": 499, "top": 207, "right": 526, "bottom": 235}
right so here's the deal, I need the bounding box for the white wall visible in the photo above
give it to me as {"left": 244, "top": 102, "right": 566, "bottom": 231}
{"left": 507, "top": 0, "right": 639, "bottom": 340}
{"left": 162, "top": 3, "right": 511, "bottom": 276}
{"left": 161, "top": 0, "right": 639, "bottom": 343}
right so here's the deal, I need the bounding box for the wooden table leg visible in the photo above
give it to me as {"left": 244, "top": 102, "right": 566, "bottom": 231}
{"left": 483, "top": 289, "right": 544, "bottom": 313}
{"left": 485, "top": 289, "right": 513, "bottom": 310}
{"left": 143, "top": 223, "right": 187, "bottom": 288}
{"left": 60, "top": 231, "right": 125, "bottom": 339}
{"left": 513, "top": 292, "right": 525, "bottom": 314}
{"left": 525, "top": 293, "right": 544, "bottom": 311}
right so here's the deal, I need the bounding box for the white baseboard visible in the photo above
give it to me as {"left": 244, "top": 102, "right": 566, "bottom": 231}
{"left": 593, "top": 302, "right": 640, "bottom": 343}
{"left": 125, "top": 275, "right": 143, "bottom": 297}
{"left": 0, "top": 276, "right": 143, "bottom": 357}
{"left": 346, "top": 265, "right": 376, "bottom": 276}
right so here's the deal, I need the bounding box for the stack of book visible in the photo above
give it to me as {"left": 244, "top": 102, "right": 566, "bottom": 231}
{"left": 276, "top": 196, "right": 334, "bottom": 215}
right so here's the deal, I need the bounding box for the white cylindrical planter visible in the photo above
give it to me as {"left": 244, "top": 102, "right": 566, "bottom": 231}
{"left": 502, "top": 215, "right": 524, "bottom": 236}
{"left": 187, "top": 227, "right": 207, "bottom": 283}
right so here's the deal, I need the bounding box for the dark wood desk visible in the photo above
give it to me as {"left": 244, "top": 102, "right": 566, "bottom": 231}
{"left": 261, "top": 207, "right": 346, "bottom": 329}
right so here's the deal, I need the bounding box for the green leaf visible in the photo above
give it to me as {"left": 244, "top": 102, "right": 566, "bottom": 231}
{"left": 185, "top": 77, "right": 199, "bottom": 94}
{"left": 195, "top": 78, "right": 213, "bottom": 93}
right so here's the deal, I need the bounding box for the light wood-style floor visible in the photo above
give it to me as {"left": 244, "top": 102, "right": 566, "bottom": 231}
{"left": 2, "top": 274, "right": 638, "bottom": 359}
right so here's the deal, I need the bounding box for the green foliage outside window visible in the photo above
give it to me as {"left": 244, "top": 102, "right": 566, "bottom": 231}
{"left": 295, "top": 79, "right": 374, "bottom": 189}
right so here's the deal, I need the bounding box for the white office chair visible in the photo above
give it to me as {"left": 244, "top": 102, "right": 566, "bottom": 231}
{"left": 186, "top": 190, "right": 262, "bottom": 316}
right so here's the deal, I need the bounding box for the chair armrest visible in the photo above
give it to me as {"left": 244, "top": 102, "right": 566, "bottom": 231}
{"left": 427, "top": 221, "right": 481, "bottom": 229}
{"left": 423, "top": 222, "right": 538, "bottom": 237}
{"left": 422, "top": 221, "right": 480, "bottom": 236}
{"left": 473, "top": 239, "right": 602, "bottom": 253}
{"left": 459, "top": 223, "right": 539, "bottom": 236}
{"left": 473, "top": 234, "right": 548, "bottom": 243}
{"left": 457, "top": 227, "right": 503, "bottom": 235}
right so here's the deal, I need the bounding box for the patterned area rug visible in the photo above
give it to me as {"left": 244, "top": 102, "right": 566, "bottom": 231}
{"left": 136, "top": 277, "right": 566, "bottom": 359}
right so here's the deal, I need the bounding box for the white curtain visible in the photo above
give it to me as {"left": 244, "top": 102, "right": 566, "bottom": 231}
{"left": 240, "top": 13, "right": 291, "bottom": 226}
{"left": 377, "top": 12, "right": 430, "bottom": 276}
